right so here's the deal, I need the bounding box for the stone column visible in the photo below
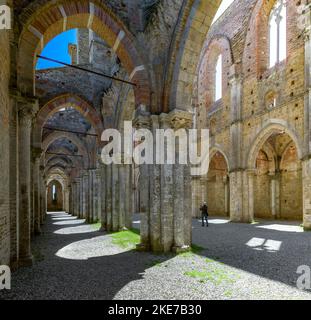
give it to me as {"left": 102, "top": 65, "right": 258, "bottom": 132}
{"left": 223, "top": 175, "right": 230, "bottom": 216}
{"left": 105, "top": 164, "right": 112, "bottom": 231}
{"left": 246, "top": 170, "right": 255, "bottom": 223}
{"left": 111, "top": 164, "right": 120, "bottom": 231}
{"left": 31, "top": 148, "right": 42, "bottom": 234}
{"left": 99, "top": 163, "right": 107, "bottom": 231}
{"left": 229, "top": 170, "right": 244, "bottom": 222}
{"left": 41, "top": 174, "right": 47, "bottom": 224}
{"left": 96, "top": 169, "right": 102, "bottom": 224}
{"left": 18, "top": 104, "right": 37, "bottom": 267}
{"left": 82, "top": 171, "right": 89, "bottom": 220}
{"left": 270, "top": 171, "right": 280, "bottom": 218}
{"left": 302, "top": 158, "right": 311, "bottom": 230}
{"left": 88, "top": 170, "right": 95, "bottom": 223}
{"left": 133, "top": 109, "right": 151, "bottom": 250}
{"left": 79, "top": 176, "right": 83, "bottom": 218}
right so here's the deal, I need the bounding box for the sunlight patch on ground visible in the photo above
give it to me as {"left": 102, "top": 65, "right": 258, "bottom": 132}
{"left": 55, "top": 235, "right": 130, "bottom": 260}
{"left": 197, "top": 219, "right": 229, "bottom": 224}
{"left": 53, "top": 219, "right": 85, "bottom": 226}
{"left": 256, "top": 224, "right": 303, "bottom": 233}
{"left": 246, "top": 237, "right": 282, "bottom": 252}
{"left": 54, "top": 225, "right": 99, "bottom": 235}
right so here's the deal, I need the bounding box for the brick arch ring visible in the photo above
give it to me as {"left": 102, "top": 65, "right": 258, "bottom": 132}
{"left": 42, "top": 131, "right": 90, "bottom": 169}
{"left": 246, "top": 119, "right": 304, "bottom": 170}
{"left": 18, "top": 0, "right": 151, "bottom": 109}
{"left": 34, "top": 94, "right": 104, "bottom": 146}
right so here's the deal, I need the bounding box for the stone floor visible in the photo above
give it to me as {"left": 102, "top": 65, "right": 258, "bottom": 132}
{"left": 1, "top": 212, "right": 311, "bottom": 300}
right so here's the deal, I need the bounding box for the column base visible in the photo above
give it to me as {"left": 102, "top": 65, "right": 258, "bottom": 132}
{"left": 34, "top": 229, "right": 42, "bottom": 236}
{"left": 136, "top": 243, "right": 150, "bottom": 252}
{"left": 18, "top": 255, "right": 33, "bottom": 268}
{"left": 10, "top": 259, "right": 19, "bottom": 272}
{"left": 172, "top": 245, "right": 191, "bottom": 254}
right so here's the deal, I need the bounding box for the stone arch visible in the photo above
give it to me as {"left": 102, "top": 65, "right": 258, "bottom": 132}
{"left": 247, "top": 120, "right": 303, "bottom": 170}
{"left": 206, "top": 145, "right": 230, "bottom": 217}
{"left": 164, "top": 0, "right": 222, "bottom": 112}
{"left": 197, "top": 35, "right": 233, "bottom": 111}
{"left": 34, "top": 94, "right": 104, "bottom": 146}
{"left": 242, "top": 0, "right": 302, "bottom": 76}
{"left": 42, "top": 131, "right": 90, "bottom": 168}
{"left": 209, "top": 145, "right": 230, "bottom": 172}
{"left": 17, "top": 0, "right": 151, "bottom": 108}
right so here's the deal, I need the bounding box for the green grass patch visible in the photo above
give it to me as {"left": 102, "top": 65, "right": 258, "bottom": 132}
{"left": 184, "top": 268, "right": 236, "bottom": 285}
{"left": 111, "top": 229, "right": 140, "bottom": 249}
{"left": 91, "top": 222, "right": 101, "bottom": 230}
{"left": 179, "top": 244, "right": 206, "bottom": 258}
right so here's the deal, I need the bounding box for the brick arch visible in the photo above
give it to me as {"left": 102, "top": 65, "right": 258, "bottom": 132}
{"left": 45, "top": 158, "right": 71, "bottom": 172}
{"left": 47, "top": 171, "right": 69, "bottom": 190}
{"left": 247, "top": 120, "right": 303, "bottom": 170}
{"left": 197, "top": 35, "right": 233, "bottom": 111}
{"left": 42, "top": 131, "right": 90, "bottom": 168}
{"left": 209, "top": 146, "right": 230, "bottom": 172}
{"left": 18, "top": 0, "right": 151, "bottom": 108}
{"left": 164, "top": 0, "right": 222, "bottom": 112}
{"left": 45, "top": 147, "right": 81, "bottom": 170}
{"left": 242, "top": 0, "right": 302, "bottom": 77}
{"left": 34, "top": 94, "right": 104, "bottom": 146}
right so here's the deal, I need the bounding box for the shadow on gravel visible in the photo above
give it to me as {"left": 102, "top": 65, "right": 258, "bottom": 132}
{"left": 193, "top": 217, "right": 311, "bottom": 289}
{"left": 0, "top": 212, "right": 170, "bottom": 300}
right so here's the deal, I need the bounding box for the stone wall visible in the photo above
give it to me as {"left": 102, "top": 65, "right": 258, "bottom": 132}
{"left": 194, "top": 0, "right": 306, "bottom": 222}
{"left": 0, "top": 29, "right": 11, "bottom": 265}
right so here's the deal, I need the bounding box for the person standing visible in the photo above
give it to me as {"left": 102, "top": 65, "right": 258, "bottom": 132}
{"left": 200, "top": 202, "right": 209, "bottom": 227}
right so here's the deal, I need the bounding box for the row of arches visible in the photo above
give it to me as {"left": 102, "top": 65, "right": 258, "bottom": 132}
{"left": 197, "top": 121, "right": 303, "bottom": 222}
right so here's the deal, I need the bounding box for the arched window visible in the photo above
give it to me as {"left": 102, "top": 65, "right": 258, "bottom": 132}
{"left": 269, "top": 0, "right": 287, "bottom": 68}
{"left": 215, "top": 54, "right": 222, "bottom": 101}
{"left": 52, "top": 184, "right": 57, "bottom": 201}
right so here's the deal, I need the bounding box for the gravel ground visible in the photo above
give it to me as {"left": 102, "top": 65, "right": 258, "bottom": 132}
{"left": 1, "top": 212, "right": 311, "bottom": 300}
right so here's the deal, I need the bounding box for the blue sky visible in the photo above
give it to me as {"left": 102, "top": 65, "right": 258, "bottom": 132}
{"left": 212, "top": 0, "right": 234, "bottom": 23}
{"left": 36, "top": 29, "right": 77, "bottom": 70}
{"left": 35, "top": 1, "right": 233, "bottom": 69}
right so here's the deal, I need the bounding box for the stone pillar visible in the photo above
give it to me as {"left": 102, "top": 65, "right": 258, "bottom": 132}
{"left": 105, "top": 164, "right": 112, "bottom": 231}
{"left": 270, "top": 172, "right": 280, "bottom": 219}
{"left": 88, "top": 170, "right": 95, "bottom": 223}
{"left": 134, "top": 109, "right": 193, "bottom": 253}
{"left": 41, "top": 174, "right": 47, "bottom": 224}
{"left": 246, "top": 170, "right": 255, "bottom": 223}
{"left": 133, "top": 109, "right": 151, "bottom": 250}
{"left": 79, "top": 176, "right": 83, "bottom": 218}
{"left": 111, "top": 164, "right": 120, "bottom": 231}
{"left": 302, "top": 158, "right": 311, "bottom": 230}
{"left": 224, "top": 175, "right": 230, "bottom": 216}
{"left": 99, "top": 163, "right": 107, "bottom": 231}
{"left": 302, "top": 15, "right": 311, "bottom": 230}
{"left": 18, "top": 104, "right": 37, "bottom": 267}
{"left": 96, "top": 169, "right": 102, "bottom": 224}
{"left": 31, "top": 149, "right": 42, "bottom": 234}
{"left": 124, "top": 163, "right": 133, "bottom": 229}
{"left": 82, "top": 171, "right": 89, "bottom": 220}
{"left": 159, "top": 113, "right": 174, "bottom": 252}
{"left": 229, "top": 170, "right": 244, "bottom": 222}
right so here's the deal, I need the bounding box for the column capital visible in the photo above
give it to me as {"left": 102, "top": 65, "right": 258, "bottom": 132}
{"left": 132, "top": 105, "right": 151, "bottom": 129}
{"left": 168, "top": 109, "right": 193, "bottom": 130}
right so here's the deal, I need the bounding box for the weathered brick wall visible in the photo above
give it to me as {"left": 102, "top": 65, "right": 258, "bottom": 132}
{"left": 0, "top": 30, "right": 11, "bottom": 265}
{"left": 195, "top": 0, "right": 305, "bottom": 220}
